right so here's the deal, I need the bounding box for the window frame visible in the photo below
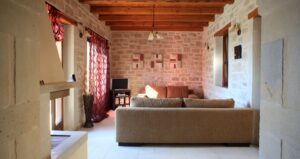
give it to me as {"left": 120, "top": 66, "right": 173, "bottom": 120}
{"left": 214, "top": 23, "right": 231, "bottom": 88}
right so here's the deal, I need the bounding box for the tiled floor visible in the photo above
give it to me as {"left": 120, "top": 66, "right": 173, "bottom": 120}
{"left": 81, "top": 111, "right": 258, "bottom": 159}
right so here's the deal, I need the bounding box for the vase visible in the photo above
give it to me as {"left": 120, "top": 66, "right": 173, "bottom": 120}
{"left": 83, "top": 95, "right": 94, "bottom": 128}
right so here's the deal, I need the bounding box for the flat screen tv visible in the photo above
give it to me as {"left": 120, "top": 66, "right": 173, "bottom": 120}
{"left": 111, "top": 78, "right": 128, "bottom": 90}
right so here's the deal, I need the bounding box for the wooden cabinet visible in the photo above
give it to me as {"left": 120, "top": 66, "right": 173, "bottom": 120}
{"left": 111, "top": 89, "right": 131, "bottom": 110}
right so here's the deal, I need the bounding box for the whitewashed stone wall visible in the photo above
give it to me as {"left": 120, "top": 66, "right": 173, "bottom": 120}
{"left": 0, "top": 0, "right": 49, "bottom": 158}
{"left": 110, "top": 31, "right": 203, "bottom": 96}
{"left": 202, "top": 0, "right": 259, "bottom": 107}
{"left": 260, "top": 0, "right": 300, "bottom": 158}
{"left": 0, "top": 0, "right": 111, "bottom": 159}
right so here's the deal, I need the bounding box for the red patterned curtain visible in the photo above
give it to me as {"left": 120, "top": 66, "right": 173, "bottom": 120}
{"left": 87, "top": 30, "right": 110, "bottom": 122}
{"left": 46, "top": 3, "right": 64, "bottom": 41}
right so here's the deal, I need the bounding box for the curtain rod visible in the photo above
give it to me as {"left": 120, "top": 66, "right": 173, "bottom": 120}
{"left": 45, "top": 2, "right": 77, "bottom": 26}
{"left": 85, "top": 27, "right": 108, "bottom": 41}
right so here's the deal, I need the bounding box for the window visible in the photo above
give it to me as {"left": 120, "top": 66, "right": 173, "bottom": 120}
{"left": 50, "top": 98, "right": 64, "bottom": 130}
{"left": 56, "top": 40, "right": 63, "bottom": 64}
{"left": 222, "top": 32, "right": 229, "bottom": 87}
{"left": 214, "top": 23, "right": 230, "bottom": 88}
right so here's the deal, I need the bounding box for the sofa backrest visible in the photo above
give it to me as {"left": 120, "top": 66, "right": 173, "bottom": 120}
{"left": 131, "top": 96, "right": 235, "bottom": 109}
{"left": 116, "top": 107, "right": 259, "bottom": 144}
{"left": 167, "top": 86, "right": 189, "bottom": 98}
{"left": 130, "top": 97, "right": 182, "bottom": 108}
{"left": 145, "top": 85, "right": 167, "bottom": 98}
{"left": 145, "top": 85, "right": 189, "bottom": 98}
{"left": 184, "top": 98, "right": 235, "bottom": 108}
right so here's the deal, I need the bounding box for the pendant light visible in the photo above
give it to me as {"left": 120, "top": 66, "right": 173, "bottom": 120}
{"left": 148, "top": 1, "right": 163, "bottom": 41}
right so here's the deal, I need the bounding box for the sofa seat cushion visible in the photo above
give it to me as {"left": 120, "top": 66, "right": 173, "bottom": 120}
{"left": 167, "top": 86, "right": 189, "bottom": 98}
{"left": 184, "top": 98, "right": 234, "bottom": 108}
{"left": 145, "top": 85, "right": 167, "bottom": 98}
{"left": 130, "top": 97, "right": 182, "bottom": 108}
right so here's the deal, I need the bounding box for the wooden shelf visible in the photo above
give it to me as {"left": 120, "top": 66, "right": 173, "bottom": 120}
{"left": 40, "top": 82, "right": 77, "bottom": 94}
{"left": 111, "top": 89, "right": 131, "bottom": 110}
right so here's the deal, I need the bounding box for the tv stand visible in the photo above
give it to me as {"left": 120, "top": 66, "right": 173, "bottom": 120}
{"left": 111, "top": 89, "right": 131, "bottom": 110}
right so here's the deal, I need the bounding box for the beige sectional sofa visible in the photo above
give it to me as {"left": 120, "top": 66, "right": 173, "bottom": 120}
{"left": 116, "top": 97, "right": 259, "bottom": 146}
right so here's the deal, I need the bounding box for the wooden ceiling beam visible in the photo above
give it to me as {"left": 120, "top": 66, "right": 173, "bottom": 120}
{"left": 78, "top": 0, "right": 236, "bottom": 32}
{"left": 80, "top": 0, "right": 234, "bottom": 7}
{"left": 91, "top": 7, "right": 224, "bottom": 15}
{"left": 106, "top": 21, "right": 209, "bottom": 27}
{"left": 110, "top": 26, "right": 204, "bottom": 31}
{"left": 99, "top": 15, "right": 215, "bottom": 22}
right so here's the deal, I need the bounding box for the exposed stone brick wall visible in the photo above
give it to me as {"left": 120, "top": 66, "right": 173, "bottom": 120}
{"left": 110, "top": 31, "right": 203, "bottom": 97}
{"left": 46, "top": 0, "right": 111, "bottom": 129}
{"left": 202, "top": 0, "right": 258, "bottom": 107}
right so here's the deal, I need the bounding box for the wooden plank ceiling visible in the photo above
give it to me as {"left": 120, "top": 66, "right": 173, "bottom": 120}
{"left": 79, "top": 0, "right": 234, "bottom": 31}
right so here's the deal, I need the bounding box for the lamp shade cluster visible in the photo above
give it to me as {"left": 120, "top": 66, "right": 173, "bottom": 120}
{"left": 148, "top": 31, "right": 164, "bottom": 41}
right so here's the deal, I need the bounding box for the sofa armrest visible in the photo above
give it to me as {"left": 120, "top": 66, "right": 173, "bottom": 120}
{"left": 188, "top": 94, "right": 199, "bottom": 99}
{"left": 136, "top": 94, "right": 147, "bottom": 98}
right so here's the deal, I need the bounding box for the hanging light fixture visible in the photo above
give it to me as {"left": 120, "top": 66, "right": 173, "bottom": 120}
{"left": 148, "top": 1, "right": 163, "bottom": 41}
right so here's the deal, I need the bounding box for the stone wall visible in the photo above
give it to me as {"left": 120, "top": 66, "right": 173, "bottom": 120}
{"left": 0, "top": 0, "right": 48, "bottom": 158}
{"left": 110, "top": 31, "right": 203, "bottom": 96}
{"left": 260, "top": 0, "right": 300, "bottom": 158}
{"left": 46, "top": 0, "right": 111, "bottom": 130}
{"left": 0, "top": 0, "right": 110, "bottom": 158}
{"left": 201, "top": 0, "right": 259, "bottom": 107}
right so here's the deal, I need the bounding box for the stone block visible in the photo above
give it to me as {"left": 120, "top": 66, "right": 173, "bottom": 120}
{"left": 16, "top": 129, "right": 40, "bottom": 159}
{"left": 16, "top": 37, "right": 40, "bottom": 104}
{"left": 0, "top": 32, "right": 14, "bottom": 110}
{"left": 0, "top": 140, "right": 16, "bottom": 159}
{"left": 0, "top": 101, "right": 39, "bottom": 144}
{"left": 261, "top": 39, "right": 283, "bottom": 105}
{"left": 39, "top": 93, "right": 51, "bottom": 159}
{"left": 285, "top": 35, "right": 300, "bottom": 110}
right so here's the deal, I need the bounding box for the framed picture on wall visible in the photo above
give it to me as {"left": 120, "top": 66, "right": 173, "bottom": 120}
{"left": 151, "top": 54, "right": 163, "bottom": 69}
{"left": 170, "top": 54, "right": 182, "bottom": 69}
{"left": 234, "top": 45, "right": 242, "bottom": 59}
{"left": 132, "top": 53, "right": 144, "bottom": 69}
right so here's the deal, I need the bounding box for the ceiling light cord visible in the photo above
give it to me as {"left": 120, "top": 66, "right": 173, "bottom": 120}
{"left": 148, "top": 0, "right": 163, "bottom": 41}
{"left": 152, "top": 1, "right": 155, "bottom": 32}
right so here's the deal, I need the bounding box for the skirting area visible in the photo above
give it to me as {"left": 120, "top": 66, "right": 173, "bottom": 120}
{"left": 82, "top": 111, "right": 258, "bottom": 159}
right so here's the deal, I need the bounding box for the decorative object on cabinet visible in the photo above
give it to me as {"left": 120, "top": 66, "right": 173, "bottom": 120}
{"left": 83, "top": 95, "right": 94, "bottom": 128}
{"left": 233, "top": 23, "right": 242, "bottom": 36}
{"left": 111, "top": 89, "right": 131, "bottom": 110}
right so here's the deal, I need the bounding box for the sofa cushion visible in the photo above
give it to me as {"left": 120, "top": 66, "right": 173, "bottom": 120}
{"left": 184, "top": 98, "right": 235, "bottom": 108}
{"left": 167, "top": 86, "right": 189, "bottom": 98}
{"left": 130, "top": 97, "right": 182, "bottom": 108}
{"left": 145, "top": 85, "right": 167, "bottom": 98}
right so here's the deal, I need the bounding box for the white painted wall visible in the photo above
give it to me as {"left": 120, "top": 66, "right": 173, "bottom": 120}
{"left": 202, "top": 0, "right": 260, "bottom": 108}
{"left": 260, "top": 0, "right": 300, "bottom": 158}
